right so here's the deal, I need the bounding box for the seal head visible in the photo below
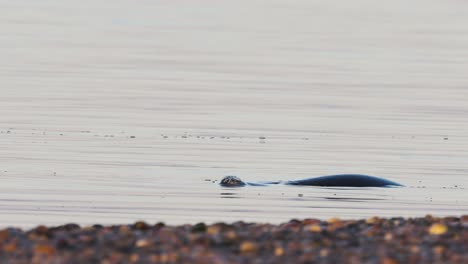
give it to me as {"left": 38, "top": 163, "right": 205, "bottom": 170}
{"left": 220, "top": 175, "right": 246, "bottom": 187}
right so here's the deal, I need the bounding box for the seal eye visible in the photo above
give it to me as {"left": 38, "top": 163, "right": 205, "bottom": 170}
{"left": 220, "top": 175, "right": 246, "bottom": 187}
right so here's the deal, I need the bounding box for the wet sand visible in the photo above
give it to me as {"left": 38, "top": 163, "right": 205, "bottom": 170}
{"left": 1, "top": 215, "right": 466, "bottom": 263}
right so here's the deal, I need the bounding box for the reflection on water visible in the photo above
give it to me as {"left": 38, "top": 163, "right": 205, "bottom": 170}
{"left": 1, "top": 0, "right": 468, "bottom": 227}
{"left": 320, "top": 197, "right": 385, "bottom": 202}
{"left": 219, "top": 192, "right": 240, "bottom": 199}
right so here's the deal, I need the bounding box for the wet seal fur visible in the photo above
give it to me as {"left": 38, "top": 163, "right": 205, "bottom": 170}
{"left": 220, "top": 174, "right": 403, "bottom": 187}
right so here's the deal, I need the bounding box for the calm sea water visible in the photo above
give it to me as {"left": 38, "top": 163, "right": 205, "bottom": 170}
{"left": 1, "top": 0, "right": 467, "bottom": 227}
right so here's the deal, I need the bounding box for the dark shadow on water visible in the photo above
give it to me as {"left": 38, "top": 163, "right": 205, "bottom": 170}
{"left": 320, "top": 197, "right": 386, "bottom": 202}
{"left": 219, "top": 192, "right": 240, "bottom": 199}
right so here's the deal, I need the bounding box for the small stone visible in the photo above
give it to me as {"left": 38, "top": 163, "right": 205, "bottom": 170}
{"left": 433, "top": 245, "right": 445, "bottom": 255}
{"left": 428, "top": 223, "right": 448, "bottom": 235}
{"left": 384, "top": 232, "right": 393, "bottom": 241}
{"left": 303, "top": 219, "right": 321, "bottom": 225}
{"left": 56, "top": 238, "right": 69, "bottom": 249}
{"left": 3, "top": 242, "right": 17, "bottom": 253}
{"left": 155, "top": 222, "right": 165, "bottom": 228}
{"left": 274, "top": 247, "right": 284, "bottom": 256}
{"left": 240, "top": 241, "right": 258, "bottom": 254}
{"left": 64, "top": 223, "right": 80, "bottom": 231}
{"left": 93, "top": 224, "right": 104, "bottom": 229}
{"left": 308, "top": 224, "right": 322, "bottom": 233}
{"left": 366, "top": 217, "right": 379, "bottom": 224}
{"left": 130, "top": 253, "right": 139, "bottom": 263}
{"left": 79, "top": 234, "right": 95, "bottom": 244}
{"left": 168, "top": 252, "right": 178, "bottom": 262}
{"left": 382, "top": 257, "right": 398, "bottom": 264}
{"left": 119, "top": 225, "right": 131, "bottom": 232}
{"left": 461, "top": 215, "right": 468, "bottom": 224}
{"left": 134, "top": 221, "right": 150, "bottom": 230}
{"left": 150, "top": 255, "right": 159, "bottom": 262}
{"left": 327, "top": 218, "right": 341, "bottom": 224}
{"left": 410, "top": 245, "right": 420, "bottom": 254}
{"left": 160, "top": 253, "right": 169, "bottom": 263}
{"left": 136, "top": 239, "right": 150, "bottom": 248}
{"left": 225, "top": 230, "right": 237, "bottom": 240}
{"left": 191, "top": 223, "right": 207, "bottom": 233}
{"left": 35, "top": 225, "right": 49, "bottom": 235}
{"left": 207, "top": 225, "right": 220, "bottom": 235}
{"left": 0, "top": 230, "right": 9, "bottom": 240}
{"left": 34, "top": 244, "right": 55, "bottom": 255}
{"left": 319, "top": 249, "right": 329, "bottom": 257}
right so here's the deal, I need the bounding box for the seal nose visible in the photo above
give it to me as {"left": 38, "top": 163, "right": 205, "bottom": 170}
{"left": 220, "top": 175, "right": 246, "bottom": 187}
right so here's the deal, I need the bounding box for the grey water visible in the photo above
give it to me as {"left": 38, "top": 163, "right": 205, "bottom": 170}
{"left": 1, "top": 0, "right": 467, "bottom": 227}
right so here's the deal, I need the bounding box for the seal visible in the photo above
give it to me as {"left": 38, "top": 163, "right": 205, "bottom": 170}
{"left": 220, "top": 174, "right": 403, "bottom": 187}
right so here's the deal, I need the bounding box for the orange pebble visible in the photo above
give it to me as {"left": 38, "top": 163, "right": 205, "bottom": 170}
{"left": 428, "top": 223, "right": 448, "bottom": 235}
{"left": 382, "top": 257, "right": 398, "bottom": 264}
{"left": 327, "top": 218, "right": 341, "bottom": 224}
{"left": 274, "top": 247, "right": 284, "bottom": 256}
{"left": 207, "top": 225, "right": 220, "bottom": 235}
{"left": 34, "top": 244, "right": 55, "bottom": 255}
{"left": 3, "top": 242, "right": 17, "bottom": 253}
{"left": 225, "top": 230, "right": 237, "bottom": 240}
{"left": 0, "top": 230, "right": 9, "bottom": 240}
{"left": 308, "top": 224, "right": 322, "bottom": 233}
{"left": 136, "top": 239, "right": 150, "bottom": 248}
{"left": 433, "top": 246, "right": 445, "bottom": 255}
{"left": 130, "top": 253, "right": 139, "bottom": 263}
{"left": 366, "top": 217, "right": 379, "bottom": 224}
{"left": 240, "top": 241, "right": 258, "bottom": 254}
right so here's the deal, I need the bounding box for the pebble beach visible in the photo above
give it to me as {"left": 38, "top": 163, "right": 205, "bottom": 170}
{"left": 1, "top": 215, "right": 466, "bottom": 263}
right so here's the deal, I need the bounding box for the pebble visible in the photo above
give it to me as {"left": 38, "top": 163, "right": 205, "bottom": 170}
{"left": 429, "top": 223, "right": 448, "bottom": 235}
{"left": 0, "top": 216, "right": 465, "bottom": 263}
{"left": 239, "top": 241, "right": 258, "bottom": 254}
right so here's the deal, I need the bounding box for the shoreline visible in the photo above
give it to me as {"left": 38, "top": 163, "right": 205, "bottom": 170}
{"left": 0, "top": 215, "right": 466, "bottom": 263}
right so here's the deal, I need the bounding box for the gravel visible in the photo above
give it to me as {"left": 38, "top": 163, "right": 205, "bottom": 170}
{"left": 0, "top": 215, "right": 466, "bottom": 263}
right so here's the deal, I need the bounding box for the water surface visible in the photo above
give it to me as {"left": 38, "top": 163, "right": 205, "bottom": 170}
{"left": 1, "top": 0, "right": 467, "bottom": 227}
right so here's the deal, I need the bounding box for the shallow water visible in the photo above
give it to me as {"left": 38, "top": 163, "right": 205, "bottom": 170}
{"left": 1, "top": 0, "right": 467, "bottom": 227}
